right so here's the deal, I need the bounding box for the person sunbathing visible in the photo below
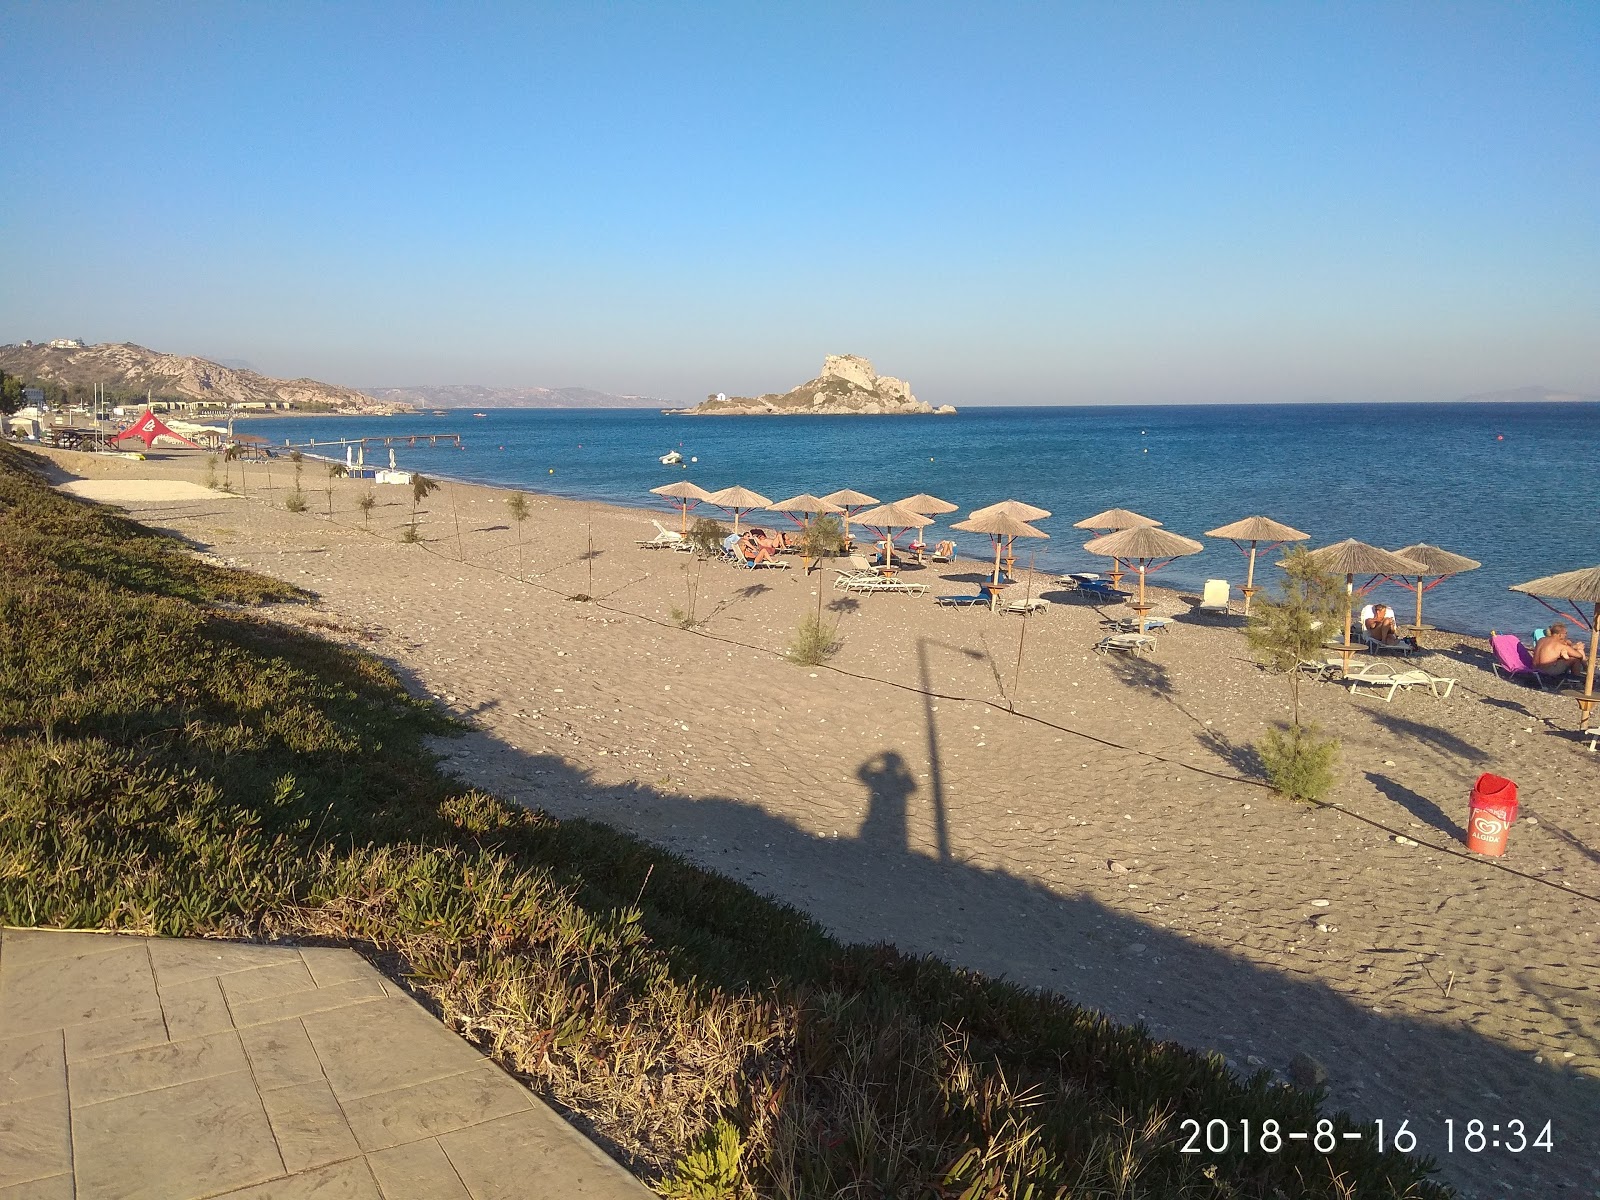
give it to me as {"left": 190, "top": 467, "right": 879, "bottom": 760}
{"left": 1363, "top": 602, "right": 1414, "bottom": 647}
{"left": 1533, "top": 622, "right": 1587, "bottom": 679}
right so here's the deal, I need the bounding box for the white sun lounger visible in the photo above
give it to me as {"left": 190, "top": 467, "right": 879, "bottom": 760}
{"left": 1003, "top": 597, "right": 1051, "bottom": 615}
{"left": 1194, "top": 579, "right": 1230, "bottom": 615}
{"left": 637, "top": 520, "right": 687, "bottom": 549}
{"left": 1095, "top": 632, "right": 1155, "bottom": 655}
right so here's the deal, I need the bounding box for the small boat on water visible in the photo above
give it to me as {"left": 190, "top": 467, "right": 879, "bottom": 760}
{"left": 473, "top": 412, "right": 488, "bottom": 418}
{"left": 659, "top": 450, "right": 684, "bottom": 465}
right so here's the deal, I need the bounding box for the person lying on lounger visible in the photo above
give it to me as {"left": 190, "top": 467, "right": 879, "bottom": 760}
{"left": 1533, "top": 622, "right": 1587, "bottom": 679}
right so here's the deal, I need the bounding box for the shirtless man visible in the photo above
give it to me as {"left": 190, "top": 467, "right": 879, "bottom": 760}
{"left": 1533, "top": 621, "right": 1588, "bottom": 679}
{"left": 1364, "top": 602, "right": 1408, "bottom": 644}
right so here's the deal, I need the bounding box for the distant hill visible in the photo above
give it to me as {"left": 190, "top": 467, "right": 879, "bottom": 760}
{"left": 367, "top": 384, "right": 664, "bottom": 410}
{"left": 0, "top": 341, "right": 406, "bottom": 414}
{"left": 1456, "top": 385, "right": 1600, "bottom": 404}
{"left": 672, "top": 354, "right": 955, "bottom": 416}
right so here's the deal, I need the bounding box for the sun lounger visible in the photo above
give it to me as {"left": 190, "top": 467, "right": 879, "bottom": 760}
{"left": 935, "top": 594, "right": 987, "bottom": 607}
{"left": 1103, "top": 615, "right": 1170, "bottom": 633}
{"left": 637, "top": 519, "right": 687, "bottom": 549}
{"left": 1490, "top": 632, "right": 1581, "bottom": 690}
{"left": 1003, "top": 597, "right": 1051, "bottom": 615}
{"left": 1345, "top": 667, "right": 1456, "bottom": 702}
{"left": 930, "top": 540, "right": 956, "bottom": 563}
{"left": 1073, "top": 579, "right": 1131, "bottom": 603}
{"left": 1360, "top": 628, "right": 1422, "bottom": 656}
{"left": 1095, "top": 632, "right": 1155, "bottom": 655}
{"left": 1194, "top": 579, "right": 1231, "bottom": 615}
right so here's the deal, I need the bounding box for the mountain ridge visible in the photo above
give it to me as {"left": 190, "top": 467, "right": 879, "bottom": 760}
{"left": 366, "top": 384, "right": 664, "bottom": 409}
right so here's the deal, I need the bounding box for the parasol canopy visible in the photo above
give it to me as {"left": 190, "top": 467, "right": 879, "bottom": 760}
{"left": 1304, "top": 539, "right": 1426, "bottom": 653}
{"left": 1083, "top": 526, "right": 1203, "bottom": 630}
{"left": 1073, "top": 508, "right": 1160, "bottom": 530}
{"left": 971, "top": 498, "right": 1052, "bottom": 522}
{"left": 1392, "top": 542, "right": 1482, "bottom": 630}
{"left": 1206, "top": 515, "right": 1311, "bottom": 615}
{"left": 705, "top": 485, "right": 773, "bottom": 535}
{"left": 821, "top": 488, "right": 881, "bottom": 541}
{"left": 1510, "top": 566, "right": 1600, "bottom": 728}
{"left": 953, "top": 510, "right": 1050, "bottom": 603}
{"left": 650, "top": 480, "right": 712, "bottom": 533}
{"left": 768, "top": 493, "right": 844, "bottom": 516}
{"left": 851, "top": 501, "right": 934, "bottom": 570}
{"left": 897, "top": 493, "right": 959, "bottom": 515}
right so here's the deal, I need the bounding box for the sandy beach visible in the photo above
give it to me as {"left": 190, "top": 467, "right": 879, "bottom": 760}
{"left": 29, "top": 444, "right": 1600, "bottom": 1198}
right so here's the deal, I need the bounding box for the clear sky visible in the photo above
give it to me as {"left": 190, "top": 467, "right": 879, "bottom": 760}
{"left": 4, "top": 2, "right": 1596, "bottom": 405}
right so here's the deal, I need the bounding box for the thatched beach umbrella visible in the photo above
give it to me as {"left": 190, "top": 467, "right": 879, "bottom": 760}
{"left": 897, "top": 493, "right": 959, "bottom": 516}
{"left": 851, "top": 501, "right": 935, "bottom": 572}
{"left": 1392, "top": 543, "right": 1482, "bottom": 633}
{"left": 1305, "top": 539, "right": 1426, "bottom": 660}
{"left": 1510, "top": 565, "right": 1600, "bottom": 728}
{"left": 969, "top": 500, "right": 1053, "bottom": 576}
{"left": 1073, "top": 508, "right": 1161, "bottom": 588}
{"left": 1083, "top": 525, "right": 1204, "bottom": 633}
{"left": 953, "top": 510, "right": 1050, "bottom": 610}
{"left": 821, "top": 488, "right": 880, "bottom": 543}
{"left": 1206, "top": 515, "right": 1311, "bottom": 616}
{"left": 650, "top": 480, "right": 712, "bottom": 534}
{"left": 768, "top": 493, "right": 844, "bottom": 526}
{"left": 706, "top": 485, "right": 773, "bottom": 535}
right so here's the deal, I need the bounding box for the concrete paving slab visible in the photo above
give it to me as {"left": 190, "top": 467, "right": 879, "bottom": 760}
{"left": 0, "top": 1093, "right": 71, "bottom": 1189}
{"left": 0, "top": 1173, "right": 74, "bottom": 1199}
{"left": 240, "top": 1019, "right": 326, "bottom": 1092}
{"left": 212, "top": 1158, "right": 381, "bottom": 1199}
{"left": 0, "top": 1031, "right": 64, "bottom": 1106}
{"left": 366, "top": 1139, "right": 471, "bottom": 1200}
{"left": 259, "top": 1079, "right": 361, "bottom": 1173}
{"left": 159, "top": 974, "right": 234, "bottom": 1040}
{"left": 0, "top": 931, "right": 653, "bottom": 1198}
{"left": 341, "top": 1065, "right": 531, "bottom": 1152}
{"left": 301, "top": 997, "right": 488, "bottom": 1100}
{"left": 0, "top": 941, "right": 156, "bottom": 1035}
{"left": 440, "top": 1107, "right": 649, "bottom": 1199}
{"left": 72, "top": 1029, "right": 248, "bottom": 1107}
{"left": 74, "top": 1068, "right": 285, "bottom": 1199}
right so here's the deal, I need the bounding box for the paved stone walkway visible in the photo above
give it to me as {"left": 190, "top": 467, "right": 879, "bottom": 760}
{"left": 0, "top": 928, "right": 651, "bottom": 1199}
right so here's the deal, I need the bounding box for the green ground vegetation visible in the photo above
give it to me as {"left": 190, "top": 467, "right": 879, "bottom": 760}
{"left": 0, "top": 444, "right": 1446, "bottom": 1199}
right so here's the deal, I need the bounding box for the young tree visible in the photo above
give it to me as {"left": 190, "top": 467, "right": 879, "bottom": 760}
{"left": 506, "top": 492, "right": 531, "bottom": 580}
{"left": 356, "top": 490, "right": 376, "bottom": 528}
{"left": 404, "top": 473, "right": 439, "bottom": 542}
{"left": 1246, "top": 547, "right": 1346, "bottom": 801}
{"left": 285, "top": 450, "right": 308, "bottom": 512}
{"left": 325, "top": 462, "right": 346, "bottom": 517}
{"left": 797, "top": 513, "right": 846, "bottom": 574}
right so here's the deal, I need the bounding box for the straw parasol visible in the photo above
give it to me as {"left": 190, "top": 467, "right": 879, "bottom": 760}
{"left": 897, "top": 493, "right": 959, "bottom": 516}
{"left": 952, "top": 510, "right": 1050, "bottom": 610}
{"left": 768, "top": 493, "right": 844, "bottom": 524}
{"left": 968, "top": 500, "right": 1053, "bottom": 576}
{"left": 850, "top": 501, "right": 935, "bottom": 572}
{"left": 705, "top": 485, "right": 773, "bottom": 535}
{"left": 650, "top": 480, "right": 712, "bottom": 534}
{"left": 1083, "top": 525, "right": 1204, "bottom": 632}
{"left": 821, "top": 488, "right": 880, "bottom": 542}
{"left": 1206, "top": 515, "right": 1311, "bottom": 616}
{"left": 1305, "top": 539, "right": 1426, "bottom": 666}
{"left": 1073, "top": 508, "right": 1161, "bottom": 588}
{"left": 1391, "top": 543, "right": 1482, "bottom": 633}
{"left": 1510, "top": 565, "right": 1600, "bottom": 728}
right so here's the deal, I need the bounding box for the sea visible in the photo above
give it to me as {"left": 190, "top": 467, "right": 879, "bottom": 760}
{"left": 240, "top": 402, "right": 1600, "bottom": 637}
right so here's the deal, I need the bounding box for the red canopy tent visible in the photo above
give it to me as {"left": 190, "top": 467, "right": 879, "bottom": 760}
{"left": 109, "top": 409, "right": 202, "bottom": 450}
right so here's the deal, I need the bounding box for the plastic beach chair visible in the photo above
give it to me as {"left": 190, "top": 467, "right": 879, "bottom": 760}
{"left": 1195, "top": 579, "right": 1230, "bottom": 614}
{"left": 1346, "top": 667, "right": 1456, "bottom": 702}
{"left": 1095, "top": 632, "right": 1155, "bottom": 655}
{"left": 637, "top": 520, "right": 686, "bottom": 549}
{"left": 1003, "top": 597, "right": 1050, "bottom": 615}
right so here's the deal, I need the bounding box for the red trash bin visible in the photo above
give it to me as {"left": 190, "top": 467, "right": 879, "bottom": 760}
{"left": 1466, "top": 773, "right": 1519, "bottom": 856}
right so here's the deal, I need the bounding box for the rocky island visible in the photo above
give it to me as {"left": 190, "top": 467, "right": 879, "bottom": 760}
{"left": 672, "top": 354, "right": 955, "bottom": 415}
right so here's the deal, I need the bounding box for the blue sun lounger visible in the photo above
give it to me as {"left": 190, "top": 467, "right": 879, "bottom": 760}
{"left": 935, "top": 594, "right": 987, "bottom": 607}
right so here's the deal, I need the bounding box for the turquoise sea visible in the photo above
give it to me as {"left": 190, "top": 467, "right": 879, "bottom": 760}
{"left": 242, "top": 402, "right": 1600, "bottom": 636}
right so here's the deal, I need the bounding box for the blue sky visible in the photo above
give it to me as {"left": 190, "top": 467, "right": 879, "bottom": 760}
{"left": 3, "top": 2, "right": 1596, "bottom": 404}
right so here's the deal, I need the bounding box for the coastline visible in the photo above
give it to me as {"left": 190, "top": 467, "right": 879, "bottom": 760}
{"left": 28, "top": 443, "right": 1600, "bottom": 1198}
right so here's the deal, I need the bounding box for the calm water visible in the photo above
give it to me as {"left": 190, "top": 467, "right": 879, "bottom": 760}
{"left": 242, "top": 403, "right": 1600, "bottom": 636}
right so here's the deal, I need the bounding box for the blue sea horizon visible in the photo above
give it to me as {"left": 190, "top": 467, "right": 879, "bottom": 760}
{"left": 242, "top": 401, "right": 1600, "bottom": 637}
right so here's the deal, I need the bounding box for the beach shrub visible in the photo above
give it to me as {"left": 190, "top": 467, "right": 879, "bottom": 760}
{"left": 507, "top": 492, "right": 531, "bottom": 579}
{"left": 357, "top": 490, "right": 376, "bottom": 527}
{"left": 407, "top": 472, "right": 440, "bottom": 541}
{"left": 325, "top": 462, "right": 346, "bottom": 517}
{"left": 1258, "top": 721, "right": 1340, "bottom": 803}
{"left": 797, "top": 513, "right": 846, "bottom": 572}
{"left": 203, "top": 453, "right": 219, "bottom": 489}
{"left": 1246, "top": 548, "right": 1345, "bottom": 727}
{"left": 786, "top": 612, "right": 840, "bottom": 666}
{"left": 284, "top": 489, "right": 308, "bottom": 513}
{"left": 0, "top": 443, "right": 1450, "bottom": 1200}
{"left": 687, "top": 516, "right": 728, "bottom": 558}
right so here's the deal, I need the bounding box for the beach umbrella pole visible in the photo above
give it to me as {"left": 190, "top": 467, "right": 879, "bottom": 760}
{"left": 992, "top": 540, "right": 1003, "bottom": 612}
{"left": 1583, "top": 601, "right": 1599, "bottom": 729}
{"left": 1243, "top": 542, "right": 1259, "bottom": 616}
{"left": 1138, "top": 563, "right": 1148, "bottom": 633}
{"left": 1414, "top": 577, "right": 1425, "bottom": 631}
